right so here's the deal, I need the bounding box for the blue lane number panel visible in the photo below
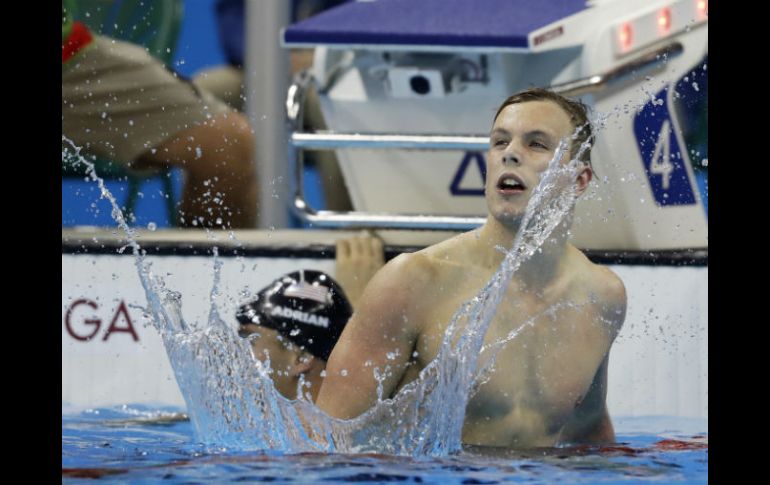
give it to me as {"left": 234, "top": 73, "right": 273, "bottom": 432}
{"left": 633, "top": 86, "right": 696, "bottom": 206}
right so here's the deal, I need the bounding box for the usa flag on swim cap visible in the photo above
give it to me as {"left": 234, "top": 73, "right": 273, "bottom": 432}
{"left": 283, "top": 282, "right": 330, "bottom": 303}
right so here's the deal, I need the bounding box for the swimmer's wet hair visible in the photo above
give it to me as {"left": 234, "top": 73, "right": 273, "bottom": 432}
{"left": 493, "top": 88, "right": 594, "bottom": 168}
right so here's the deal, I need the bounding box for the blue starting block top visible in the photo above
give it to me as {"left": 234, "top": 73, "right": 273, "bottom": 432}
{"left": 283, "top": 0, "right": 590, "bottom": 51}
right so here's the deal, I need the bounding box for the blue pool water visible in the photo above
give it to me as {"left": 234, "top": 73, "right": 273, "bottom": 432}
{"left": 62, "top": 405, "right": 707, "bottom": 484}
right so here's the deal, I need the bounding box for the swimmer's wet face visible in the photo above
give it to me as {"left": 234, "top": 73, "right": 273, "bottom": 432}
{"left": 485, "top": 97, "right": 593, "bottom": 228}
{"left": 241, "top": 323, "right": 312, "bottom": 399}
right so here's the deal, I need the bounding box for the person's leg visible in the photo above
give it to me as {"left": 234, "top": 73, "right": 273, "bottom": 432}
{"left": 63, "top": 35, "right": 259, "bottom": 228}
{"left": 137, "top": 110, "right": 258, "bottom": 228}
{"left": 192, "top": 65, "right": 245, "bottom": 111}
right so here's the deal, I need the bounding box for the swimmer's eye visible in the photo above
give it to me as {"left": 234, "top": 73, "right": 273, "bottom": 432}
{"left": 530, "top": 140, "right": 549, "bottom": 150}
{"left": 492, "top": 139, "right": 508, "bottom": 147}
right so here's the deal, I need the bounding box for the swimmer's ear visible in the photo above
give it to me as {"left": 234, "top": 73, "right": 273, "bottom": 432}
{"left": 575, "top": 165, "right": 593, "bottom": 197}
{"left": 291, "top": 351, "right": 316, "bottom": 376}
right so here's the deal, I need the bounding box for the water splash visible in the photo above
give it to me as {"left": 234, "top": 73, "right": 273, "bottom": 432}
{"left": 63, "top": 130, "right": 587, "bottom": 456}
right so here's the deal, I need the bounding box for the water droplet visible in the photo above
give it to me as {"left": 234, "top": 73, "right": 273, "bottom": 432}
{"left": 340, "top": 369, "right": 348, "bottom": 377}
{"left": 147, "top": 222, "right": 157, "bottom": 231}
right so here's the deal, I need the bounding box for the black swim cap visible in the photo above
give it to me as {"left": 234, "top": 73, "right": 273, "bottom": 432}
{"left": 235, "top": 270, "right": 352, "bottom": 361}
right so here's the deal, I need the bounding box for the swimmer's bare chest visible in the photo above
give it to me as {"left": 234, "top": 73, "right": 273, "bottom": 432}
{"left": 398, "top": 269, "right": 608, "bottom": 448}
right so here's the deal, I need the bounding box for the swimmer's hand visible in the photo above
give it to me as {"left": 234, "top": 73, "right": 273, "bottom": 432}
{"left": 335, "top": 233, "right": 385, "bottom": 309}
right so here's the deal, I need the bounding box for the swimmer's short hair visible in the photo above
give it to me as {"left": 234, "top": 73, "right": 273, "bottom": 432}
{"left": 494, "top": 88, "right": 594, "bottom": 168}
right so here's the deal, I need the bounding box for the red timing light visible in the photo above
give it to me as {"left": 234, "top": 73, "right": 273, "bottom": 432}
{"left": 697, "top": 0, "right": 708, "bottom": 18}
{"left": 619, "top": 22, "right": 633, "bottom": 51}
{"left": 658, "top": 7, "right": 672, "bottom": 34}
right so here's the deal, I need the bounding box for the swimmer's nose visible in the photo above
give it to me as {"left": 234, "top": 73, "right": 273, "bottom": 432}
{"left": 503, "top": 153, "right": 520, "bottom": 165}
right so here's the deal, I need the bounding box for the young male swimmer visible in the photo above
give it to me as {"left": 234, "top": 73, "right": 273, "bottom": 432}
{"left": 315, "top": 88, "right": 628, "bottom": 449}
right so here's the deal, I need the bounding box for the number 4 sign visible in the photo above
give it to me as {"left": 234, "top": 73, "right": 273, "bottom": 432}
{"left": 633, "top": 86, "right": 697, "bottom": 206}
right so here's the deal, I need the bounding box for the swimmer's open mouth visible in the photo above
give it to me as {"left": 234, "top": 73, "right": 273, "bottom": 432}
{"left": 496, "top": 173, "right": 526, "bottom": 194}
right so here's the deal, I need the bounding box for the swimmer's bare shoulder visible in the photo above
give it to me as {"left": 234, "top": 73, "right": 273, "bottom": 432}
{"left": 376, "top": 231, "right": 472, "bottom": 299}
{"left": 558, "top": 246, "right": 627, "bottom": 444}
{"left": 571, "top": 246, "right": 627, "bottom": 332}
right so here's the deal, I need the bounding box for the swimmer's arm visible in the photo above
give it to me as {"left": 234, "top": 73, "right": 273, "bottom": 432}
{"left": 559, "top": 275, "right": 626, "bottom": 445}
{"left": 317, "top": 254, "right": 424, "bottom": 419}
{"left": 558, "top": 355, "right": 615, "bottom": 444}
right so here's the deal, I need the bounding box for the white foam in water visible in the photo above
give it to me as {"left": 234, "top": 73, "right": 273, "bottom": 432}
{"left": 62, "top": 108, "right": 621, "bottom": 456}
